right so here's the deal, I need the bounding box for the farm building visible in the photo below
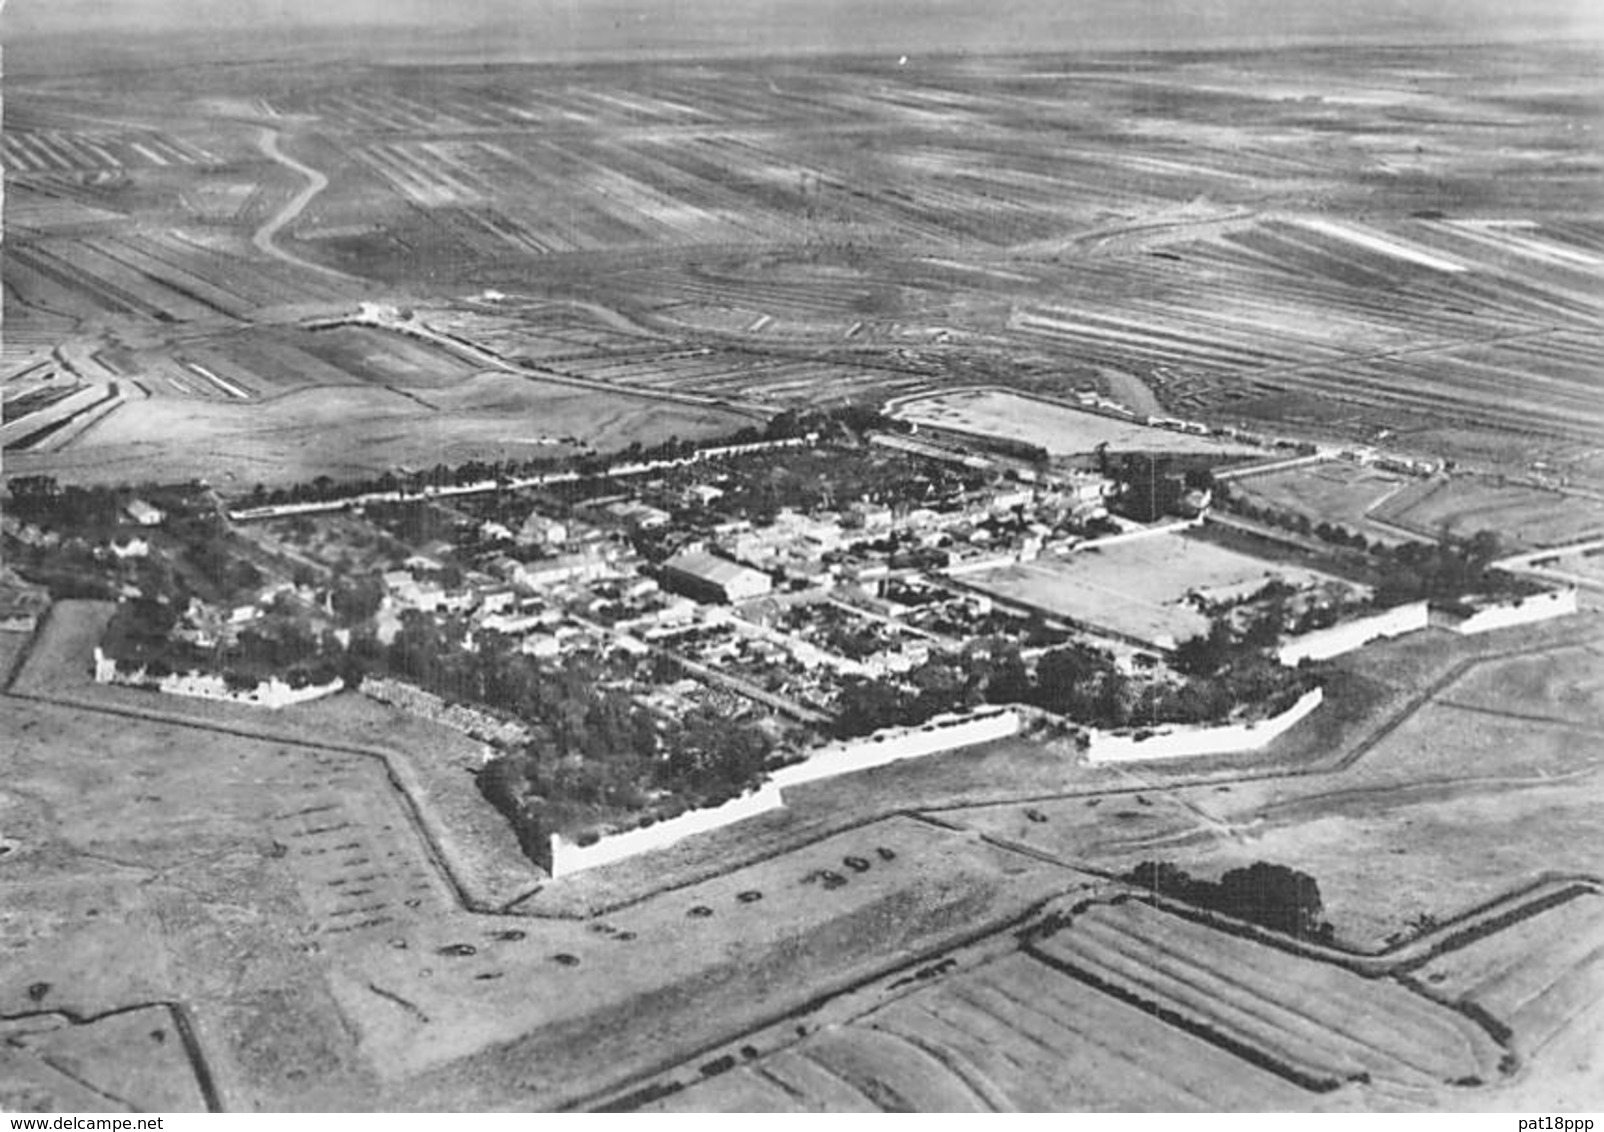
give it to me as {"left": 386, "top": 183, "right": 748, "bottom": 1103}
{"left": 605, "top": 500, "right": 672, "bottom": 531}
{"left": 1053, "top": 471, "right": 1114, "bottom": 505}
{"left": 661, "top": 551, "right": 773, "bottom": 604}
{"left": 124, "top": 498, "right": 166, "bottom": 526}
{"left": 0, "top": 573, "right": 50, "bottom": 633}
{"left": 516, "top": 512, "right": 568, "bottom": 548}
{"left": 108, "top": 535, "right": 151, "bottom": 559}
{"left": 507, "top": 553, "right": 612, "bottom": 590}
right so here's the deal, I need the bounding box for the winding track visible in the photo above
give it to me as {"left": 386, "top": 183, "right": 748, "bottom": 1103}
{"left": 251, "top": 128, "right": 359, "bottom": 282}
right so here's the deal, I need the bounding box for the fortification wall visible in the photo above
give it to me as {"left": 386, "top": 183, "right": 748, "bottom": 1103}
{"left": 1277, "top": 601, "right": 1429, "bottom": 665}
{"left": 548, "top": 783, "right": 787, "bottom": 878}
{"left": 1084, "top": 687, "right": 1323, "bottom": 764}
{"left": 1451, "top": 588, "right": 1578, "bottom": 635}
{"left": 93, "top": 648, "right": 344, "bottom": 708}
{"left": 547, "top": 708, "right": 1020, "bottom": 878}
{"left": 769, "top": 708, "right": 1021, "bottom": 790}
{"left": 1076, "top": 517, "right": 1204, "bottom": 551}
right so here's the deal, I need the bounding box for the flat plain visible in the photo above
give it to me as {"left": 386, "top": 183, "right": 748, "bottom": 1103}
{"left": 7, "top": 43, "right": 1603, "bottom": 491}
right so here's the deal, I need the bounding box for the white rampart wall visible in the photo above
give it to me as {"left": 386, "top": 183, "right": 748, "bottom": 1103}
{"left": 1277, "top": 601, "right": 1430, "bottom": 665}
{"left": 944, "top": 554, "right": 1032, "bottom": 578}
{"left": 1452, "top": 589, "right": 1578, "bottom": 635}
{"left": 1076, "top": 517, "right": 1204, "bottom": 551}
{"left": 94, "top": 648, "right": 344, "bottom": 708}
{"left": 548, "top": 783, "right": 786, "bottom": 878}
{"left": 547, "top": 708, "right": 1020, "bottom": 878}
{"left": 769, "top": 708, "right": 1022, "bottom": 790}
{"left": 1084, "top": 687, "right": 1324, "bottom": 764}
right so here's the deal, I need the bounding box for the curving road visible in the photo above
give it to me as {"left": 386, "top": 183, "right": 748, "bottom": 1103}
{"left": 251, "top": 127, "right": 358, "bottom": 281}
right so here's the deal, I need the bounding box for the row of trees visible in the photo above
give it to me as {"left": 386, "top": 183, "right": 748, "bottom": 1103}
{"left": 1215, "top": 485, "right": 1377, "bottom": 554}
{"left": 1214, "top": 484, "right": 1531, "bottom": 608}
{"left": 7, "top": 476, "right": 130, "bottom": 532}
{"left": 236, "top": 407, "right": 854, "bottom": 511}
{"left": 831, "top": 634, "right": 1312, "bottom": 739}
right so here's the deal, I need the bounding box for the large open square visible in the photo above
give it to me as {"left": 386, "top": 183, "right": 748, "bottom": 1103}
{"left": 964, "top": 532, "right": 1354, "bottom": 649}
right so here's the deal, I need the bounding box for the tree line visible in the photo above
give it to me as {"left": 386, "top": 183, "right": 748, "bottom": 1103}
{"left": 832, "top": 634, "right": 1313, "bottom": 740}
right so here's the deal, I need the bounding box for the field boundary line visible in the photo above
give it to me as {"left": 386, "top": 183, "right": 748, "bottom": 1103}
{"left": 0, "top": 1000, "right": 223, "bottom": 1113}
{"left": 1117, "top": 877, "right": 1601, "bottom": 975}
{"left": 1430, "top": 698, "right": 1604, "bottom": 732}
{"left": 5, "top": 679, "right": 489, "bottom": 908}
{"left": 1018, "top": 923, "right": 1346, "bottom": 1093}
{"left": 574, "top": 898, "right": 1056, "bottom": 1113}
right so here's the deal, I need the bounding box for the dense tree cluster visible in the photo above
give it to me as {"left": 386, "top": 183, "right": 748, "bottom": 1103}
{"left": 328, "top": 612, "right": 777, "bottom": 864}
{"left": 7, "top": 476, "right": 127, "bottom": 532}
{"left": 102, "top": 591, "right": 341, "bottom": 691}
{"left": 831, "top": 635, "right": 1312, "bottom": 739}
{"left": 476, "top": 697, "right": 776, "bottom": 869}
{"left": 1123, "top": 860, "right": 1335, "bottom": 942}
{"left": 1370, "top": 531, "right": 1526, "bottom": 606}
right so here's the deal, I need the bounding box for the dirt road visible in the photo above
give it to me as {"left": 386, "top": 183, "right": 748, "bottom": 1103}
{"left": 252, "top": 128, "right": 358, "bottom": 282}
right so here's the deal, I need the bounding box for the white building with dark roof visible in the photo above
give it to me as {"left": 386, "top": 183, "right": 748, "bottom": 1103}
{"left": 660, "top": 551, "right": 773, "bottom": 605}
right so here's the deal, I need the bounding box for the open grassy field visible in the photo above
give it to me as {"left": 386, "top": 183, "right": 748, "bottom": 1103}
{"left": 0, "top": 693, "right": 414, "bottom": 1109}
{"left": 1232, "top": 461, "right": 1417, "bottom": 545}
{"left": 963, "top": 532, "right": 1353, "bottom": 649}
{"left": 8, "top": 602, "right": 533, "bottom": 907}
{"left": 891, "top": 388, "right": 1261, "bottom": 459}
{"left": 0, "top": 1005, "right": 213, "bottom": 1113}
{"left": 328, "top": 815, "right": 1068, "bottom": 1103}
{"left": 1152, "top": 661, "right": 1599, "bottom": 949}
{"left": 1375, "top": 476, "right": 1604, "bottom": 549}
{"left": 5, "top": 375, "right": 747, "bottom": 487}
{"left": 941, "top": 615, "right": 1604, "bottom": 951}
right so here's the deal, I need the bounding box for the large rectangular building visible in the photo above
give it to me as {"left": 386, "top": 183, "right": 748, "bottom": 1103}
{"left": 661, "top": 551, "right": 773, "bottom": 604}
